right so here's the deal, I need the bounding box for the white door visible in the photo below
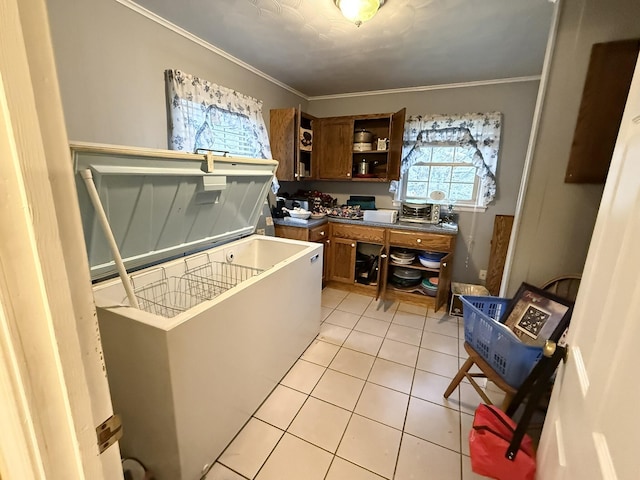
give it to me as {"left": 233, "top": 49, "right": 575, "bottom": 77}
{"left": 0, "top": 0, "right": 122, "bottom": 478}
{"left": 537, "top": 55, "right": 640, "bottom": 479}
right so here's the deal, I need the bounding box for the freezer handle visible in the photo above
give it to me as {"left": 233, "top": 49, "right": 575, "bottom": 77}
{"left": 310, "top": 254, "right": 320, "bottom": 264}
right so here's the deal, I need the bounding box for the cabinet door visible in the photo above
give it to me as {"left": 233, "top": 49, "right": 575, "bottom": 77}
{"left": 387, "top": 108, "right": 406, "bottom": 181}
{"left": 316, "top": 117, "right": 354, "bottom": 180}
{"left": 435, "top": 252, "right": 453, "bottom": 311}
{"left": 330, "top": 237, "right": 356, "bottom": 283}
{"left": 322, "top": 238, "right": 331, "bottom": 282}
{"left": 269, "top": 108, "right": 297, "bottom": 181}
{"left": 376, "top": 246, "right": 389, "bottom": 300}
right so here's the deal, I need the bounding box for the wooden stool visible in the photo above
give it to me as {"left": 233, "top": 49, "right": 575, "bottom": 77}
{"left": 444, "top": 341, "right": 517, "bottom": 411}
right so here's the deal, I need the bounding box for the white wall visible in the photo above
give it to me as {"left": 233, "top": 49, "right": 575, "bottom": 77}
{"left": 506, "top": 0, "right": 640, "bottom": 294}
{"left": 287, "top": 81, "right": 540, "bottom": 284}
{"left": 46, "top": 0, "right": 307, "bottom": 149}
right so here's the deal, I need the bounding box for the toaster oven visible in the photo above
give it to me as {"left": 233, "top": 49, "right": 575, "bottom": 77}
{"left": 399, "top": 202, "right": 441, "bottom": 224}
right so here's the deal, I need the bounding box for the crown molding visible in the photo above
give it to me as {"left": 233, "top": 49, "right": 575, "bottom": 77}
{"left": 115, "top": 0, "right": 541, "bottom": 102}
{"left": 114, "top": 0, "right": 308, "bottom": 99}
{"left": 307, "top": 76, "right": 542, "bottom": 101}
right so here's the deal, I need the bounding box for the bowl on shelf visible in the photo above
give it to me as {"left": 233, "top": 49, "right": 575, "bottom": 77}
{"left": 286, "top": 208, "right": 311, "bottom": 219}
{"left": 418, "top": 257, "right": 441, "bottom": 269}
{"left": 418, "top": 251, "right": 446, "bottom": 269}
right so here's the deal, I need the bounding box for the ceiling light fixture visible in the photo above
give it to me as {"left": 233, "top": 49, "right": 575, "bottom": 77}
{"left": 334, "top": 0, "right": 385, "bottom": 27}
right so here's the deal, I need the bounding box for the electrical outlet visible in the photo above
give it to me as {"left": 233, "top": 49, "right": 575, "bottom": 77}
{"left": 479, "top": 269, "right": 487, "bottom": 280}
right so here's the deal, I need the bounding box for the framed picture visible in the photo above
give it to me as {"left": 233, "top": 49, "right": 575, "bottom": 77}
{"left": 502, "top": 283, "right": 574, "bottom": 346}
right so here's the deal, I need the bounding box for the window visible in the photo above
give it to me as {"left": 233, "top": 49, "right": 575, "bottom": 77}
{"left": 393, "top": 112, "right": 502, "bottom": 209}
{"left": 404, "top": 145, "right": 480, "bottom": 206}
{"left": 165, "top": 69, "right": 271, "bottom": 159}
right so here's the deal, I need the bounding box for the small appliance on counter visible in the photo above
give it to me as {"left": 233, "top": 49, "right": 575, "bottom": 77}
{"left": 363, "top": 209, "right": 398, "bottom": 224}
{"left": 346, "top": 195, "right": 376, "bottom": 210}
{"left": 399, "top": 202, "right": 441, "bottom": 224}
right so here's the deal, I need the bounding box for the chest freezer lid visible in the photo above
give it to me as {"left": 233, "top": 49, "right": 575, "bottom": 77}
{"left": 72, "top": 142, "right": 277, "bottom": 281}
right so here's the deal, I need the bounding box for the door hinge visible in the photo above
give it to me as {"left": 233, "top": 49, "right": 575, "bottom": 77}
{"left": 96, "top": 414, "right": 123, "bottom": 454}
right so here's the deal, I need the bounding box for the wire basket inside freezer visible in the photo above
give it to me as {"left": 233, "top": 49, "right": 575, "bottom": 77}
{"left": 129, "top": 258, "right": 264, "bottom": 318}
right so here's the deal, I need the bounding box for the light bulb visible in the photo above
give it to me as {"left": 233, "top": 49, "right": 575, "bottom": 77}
{"left": 335, "top": 0, "right": 382, "bottom": 27}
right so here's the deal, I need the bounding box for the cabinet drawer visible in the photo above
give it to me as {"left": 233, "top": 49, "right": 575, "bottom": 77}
{"left": 309, "top": 224, "right": 329, "bottom": 242}
{"left": 331, "top": 223, "right": 385, "bottom": 243}
{"left": 388, "top": 230, "right": 454, "bottom": 252}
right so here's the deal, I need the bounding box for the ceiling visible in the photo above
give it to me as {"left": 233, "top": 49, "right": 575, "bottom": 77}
{"left": 131, "top": 0, "right": 555, "bottom": 97}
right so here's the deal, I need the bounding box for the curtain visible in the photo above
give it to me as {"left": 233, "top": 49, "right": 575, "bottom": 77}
{"left": 391, "top": 112, "right": 502, "bottom": 206}
{"left": 165, "top": 69, "right": 272, "bottom": 159}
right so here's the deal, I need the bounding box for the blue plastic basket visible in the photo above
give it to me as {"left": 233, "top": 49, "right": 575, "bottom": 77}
{"left": 460, "top": 295, "right": 543, "bottom": 389}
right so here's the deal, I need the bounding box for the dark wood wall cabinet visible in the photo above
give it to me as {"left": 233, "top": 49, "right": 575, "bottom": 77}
{"left": 565, "top": 39, "right": 640, "bottom": 183}
{"left": 270, "top": 108, "right": 406, "bottom": 182}
{"left": 269, "top": 107, "right": 316, "bottom": 181}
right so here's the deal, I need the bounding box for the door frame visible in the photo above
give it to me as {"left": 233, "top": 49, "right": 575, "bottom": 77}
{"left": 0, "top": 0, "right": 121, "bottom": 477}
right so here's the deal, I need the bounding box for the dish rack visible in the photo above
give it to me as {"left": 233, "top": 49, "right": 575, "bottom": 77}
{"left": 129, "top": 256, "right": 264, "bottom": 318}
{"left": 460, "top": 295, "right": 543, "bottom": 388}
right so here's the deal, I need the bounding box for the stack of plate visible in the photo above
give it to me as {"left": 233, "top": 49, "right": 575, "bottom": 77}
{"left": 421, "top": 277, "right": 439, "bottom": 297}
{"left": 390, "top": 249, "right": 415, "bottom": 265}
{"left": 390, "top": 267, "right": 422, "bottom": 288}
{"left": 418, "top": 251, "right": 446, "bottom": 269}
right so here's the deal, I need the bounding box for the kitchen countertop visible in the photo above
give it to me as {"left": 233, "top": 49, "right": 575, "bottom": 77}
{"left": 273, "top": 216, "right": 458, "bottom": 235}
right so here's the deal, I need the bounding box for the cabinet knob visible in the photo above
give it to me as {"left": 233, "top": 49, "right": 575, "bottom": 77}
{"left": 346, "top": 173, "right": 351, "bottom": 177}
{"left": 320, "top": 231, "right": 325, "bottom": 236}
{"left": 380, "top": 254, "right": 387, "bottom": 259}
{"left": 443, "top": 263, "right": 447, "bottom": 267}
{"left": 351, "top": 243, "right": 355, "bottom": 248}
{"left": 416, "top": 238, "right": 422, "bottom": 243}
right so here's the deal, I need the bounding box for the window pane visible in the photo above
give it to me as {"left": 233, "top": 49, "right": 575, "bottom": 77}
{"left": 454, "top": 146, "right": 476, "bottom": 163}
{"left": 449, "top": 183, "right": 474, "bottom": 201}
{"left": 451, "top": 166, "right": 477, "bottom": 182}
{"left": 414, "top": 146, "right": 432, "bottom": 163}
{"left": 408, "top": 165, "right": 430, "bottom": 181}
{"left": 431, "top": 147, "right": 455, "bottom": 163}
{"left": 430, "top": 166, "right": 452, "bottom": 183}
{"left": 406, "top": 181, "right": 428, "bottom": 198}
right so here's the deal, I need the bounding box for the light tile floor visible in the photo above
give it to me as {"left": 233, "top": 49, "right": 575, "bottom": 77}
{"left": 207, "top": 288, "right": 506, "bottom": 480}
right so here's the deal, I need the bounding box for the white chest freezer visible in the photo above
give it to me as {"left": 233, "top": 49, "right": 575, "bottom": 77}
{"left": 73, "top": 143, "right": 322, "bottom": 480}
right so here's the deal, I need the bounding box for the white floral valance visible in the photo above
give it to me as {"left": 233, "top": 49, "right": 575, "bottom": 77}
{"left": 165, "top": 69, "right": 272, "bottom": 159}
{"left": 393, "top": 112, "right": 502, "bottom": 206}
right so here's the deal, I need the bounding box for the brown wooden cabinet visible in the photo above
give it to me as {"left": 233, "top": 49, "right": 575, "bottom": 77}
{"left": 270, "top": 107, "right": 406, "bottom": 183}
{"left": 274, "top": 222, "right": 330, "bottom": 282}
{"left": 315, "top": 117, "right": 354, "bottom": 179}
{"left": 327, "top": 222, "right": 456, "bottom": 311}
{"left": 269, "top": 107, "right": 316, "bottom": 181}
{"left": 565, "top": 39, "right": 640, "bottom": 183}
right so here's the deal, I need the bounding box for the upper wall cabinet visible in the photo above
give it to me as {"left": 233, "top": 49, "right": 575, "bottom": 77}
{"left": 269, "top": 107, "right": 316, "bottom": 181}
{"left": 565, "top": 39, "right": 640, "bottom": 183}
{"left": 270, "top": 107, "right": 406, "bottom": 182}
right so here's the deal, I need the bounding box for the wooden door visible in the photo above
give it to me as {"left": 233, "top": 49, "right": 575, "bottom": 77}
{"left": 485, "top": 215, "right": 514, "bottom": 295}
{"left": 387, "top": 108, "right": 406, "bottom": 181}
{"left": 269, "top": 107, "right": 297, "bottom": 181}
{"left": 330, "top": 237, "right": 357, "bottom": 283}
{"left": 537, "top": 55, "right": 640, "bottom": 479}
{"left": 376, "top": 246, "right": 389, "bottom": 300}
{"left": 435, "top": 252, "right": 453, "bottom": 312}
{"left": 316, "top": 117, "right": 354, "bottom": 180}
